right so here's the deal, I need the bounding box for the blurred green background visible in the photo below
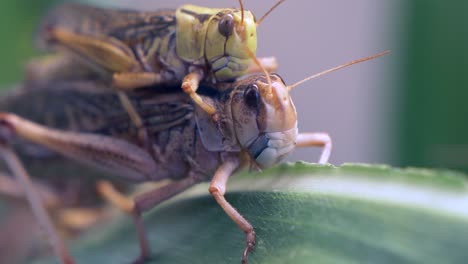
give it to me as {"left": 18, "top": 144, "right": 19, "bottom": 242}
{"left": 399, "top": 0, "right": 468, "bottom": 172}
{"left": 0, "top": 0, "right": 57, "bottom": 86}
{"left": 0, "top": 0, "right": 467, "bottom": 172}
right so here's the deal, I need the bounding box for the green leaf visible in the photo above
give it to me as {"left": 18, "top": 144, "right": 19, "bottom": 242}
{"left": 36, "top": 163, "right": 468, "bottom": 264}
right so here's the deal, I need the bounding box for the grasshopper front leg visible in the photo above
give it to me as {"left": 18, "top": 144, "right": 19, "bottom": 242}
{"left": 182, "top": 69, "right": 217, "bottom": 115}
{"left": 208, "top": 155, "right": 256, "bottom": 264}
{"left": 205, "top": 134, "right": 331, "bottom": 263}
{"left": 296, "top": 132, "right": 332, "bottom": 164}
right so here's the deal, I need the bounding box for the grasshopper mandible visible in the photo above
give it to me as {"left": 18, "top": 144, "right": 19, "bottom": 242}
{"left": 32, "top": 1, "right": 284, "bottom": 151}
{"left": 2, "top": 52, "right": 389, "bottom": 263}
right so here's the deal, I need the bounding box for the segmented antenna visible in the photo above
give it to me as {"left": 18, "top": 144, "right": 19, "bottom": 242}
{"left": 256, "top": 0, "right": 286, "bottom": 26}
{"left": 239, "top": 0, "right": 245, "bottom": 26}
{"left": 246, "top": 48, "right": 272, "bottom": 90}
{"left": 287, "top": 50, "right": 390, "bottom": 91}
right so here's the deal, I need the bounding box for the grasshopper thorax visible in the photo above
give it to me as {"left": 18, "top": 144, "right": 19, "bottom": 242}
{"left": 230, "top": 74, "right": 298, "bottom": 168}
{"left": 176, "top": 5, "right": 256, "bottom": 82}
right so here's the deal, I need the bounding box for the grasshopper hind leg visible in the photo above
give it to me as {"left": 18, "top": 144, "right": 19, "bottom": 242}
{"left": 0, "top": 202, "right": 42, "bottom": 264}
{"left": 0, "top": 143, "right": 74, "bottom": 264}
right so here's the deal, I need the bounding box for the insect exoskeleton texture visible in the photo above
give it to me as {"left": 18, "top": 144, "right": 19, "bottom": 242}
{"left": 30, "top": 1, "right": 284, "bottom": 157}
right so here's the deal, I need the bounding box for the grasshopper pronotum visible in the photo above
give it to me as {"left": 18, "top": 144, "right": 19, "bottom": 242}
{"left": 31, "top": 1, "right": 285, "bottom": 153}
{"left": 1, "top": 51, "right": 388, "bottom": 263}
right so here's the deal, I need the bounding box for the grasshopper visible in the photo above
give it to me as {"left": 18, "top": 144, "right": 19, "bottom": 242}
{"left": 1, "top": 52, "right": 389, "bottom": 263}
{"left": 32, "top": 1, "right": 284, "bottom": 151}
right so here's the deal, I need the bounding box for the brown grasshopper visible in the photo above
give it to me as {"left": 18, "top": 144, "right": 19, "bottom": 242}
{"left": 1, "top": 52, "right": 388, "bottom": 263}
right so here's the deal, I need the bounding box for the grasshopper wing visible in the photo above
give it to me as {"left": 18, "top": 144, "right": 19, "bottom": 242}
{"left": 37, "top": 3, "right": 176, "bottom": 47}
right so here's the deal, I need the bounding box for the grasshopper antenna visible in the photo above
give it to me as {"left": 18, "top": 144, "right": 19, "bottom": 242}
{"left": 287, "top": 50, "right": 390, "bottom": 91}
{"left": 246, "top": 48, "right": 272, "bottom": 90}
{"left": 256, "top": 0, "right": 286, "bottom": 26}
{"left": 239, "top": 0, "right": 245, "bottom": 27}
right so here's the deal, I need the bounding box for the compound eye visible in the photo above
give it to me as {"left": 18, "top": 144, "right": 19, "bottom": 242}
{"left": 218, "top": 14, "right": 234, "bottom": 37}
{"left": 244, "top": 84, "right": 259, "bottom": 109}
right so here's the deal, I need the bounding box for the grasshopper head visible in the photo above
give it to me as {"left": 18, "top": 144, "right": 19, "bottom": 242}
{"left": 205, "top": 8, "right": 257, "bottom": 82}
{"left": 230, "top": 74, "right": 298, "bottom": 169}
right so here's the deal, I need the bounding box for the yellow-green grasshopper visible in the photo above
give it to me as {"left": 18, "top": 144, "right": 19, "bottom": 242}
{"left": 32, "top": 1, "right": 284, "bottom": 150}
{"left": 1, "top": 51, "right": 388, "bottom": 264}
